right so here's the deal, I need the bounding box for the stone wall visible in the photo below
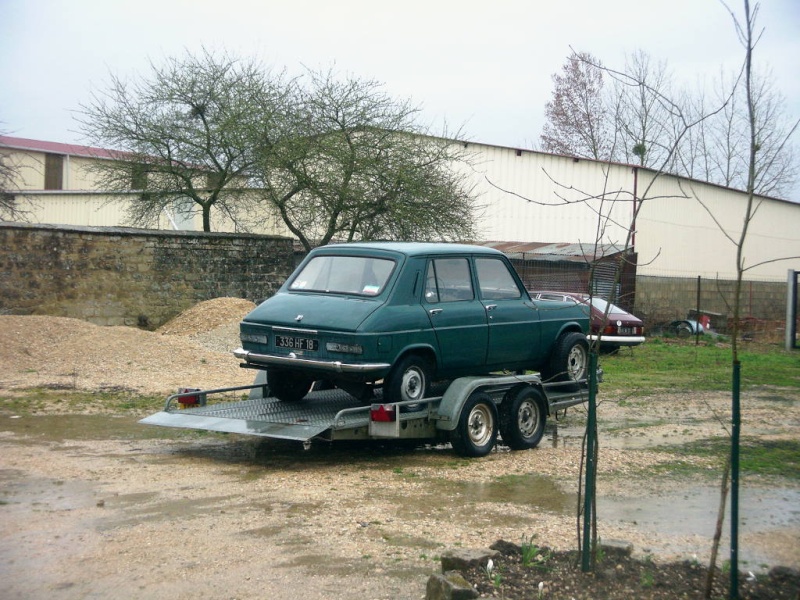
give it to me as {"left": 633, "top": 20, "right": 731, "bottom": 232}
{"left": 0, "top": 223, "right": 294, "bottom": 328}
{"left": 636, "top": 274, "right": 790, "bottom": 332}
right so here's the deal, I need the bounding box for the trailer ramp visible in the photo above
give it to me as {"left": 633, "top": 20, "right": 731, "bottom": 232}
{"left": 140, "top": 386, "right": 372, "bottom": 441}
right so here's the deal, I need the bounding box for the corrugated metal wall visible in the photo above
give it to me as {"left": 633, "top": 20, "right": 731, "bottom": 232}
{"left": 458, "top": 144, "right": 634, "bottom": 246}
{"left": 460, "top": 142, "right": 799, "bottom": 281}
{"left": 5, "top": 141, "right": 799, "bottom": 281}
{"left": 634, "top": 170, "right": 800, "bottom": 280}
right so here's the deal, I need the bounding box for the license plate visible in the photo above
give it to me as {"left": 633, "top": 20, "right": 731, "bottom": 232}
{"left": 276, "top": 335, "right": 319, "bottom": 351}
{"left": 618, "top": 327, "right": 633, "bottom": 335}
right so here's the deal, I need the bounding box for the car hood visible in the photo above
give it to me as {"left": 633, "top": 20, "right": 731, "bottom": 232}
{"left": 241, "top": 292, "right": 383, "bottom": 332}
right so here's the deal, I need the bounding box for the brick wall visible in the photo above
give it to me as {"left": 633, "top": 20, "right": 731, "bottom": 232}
{"left": 0, "top": 223, "right": 294, "bottom": 328}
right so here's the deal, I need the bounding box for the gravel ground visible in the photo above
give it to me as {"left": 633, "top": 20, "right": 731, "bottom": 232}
{"left": 0, "top": 298, "right": 798, "bottom": 599}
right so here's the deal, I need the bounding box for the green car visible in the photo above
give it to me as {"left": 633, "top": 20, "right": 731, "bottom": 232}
{"left": 235, "top": 242, "right": 589, "bottom": 404}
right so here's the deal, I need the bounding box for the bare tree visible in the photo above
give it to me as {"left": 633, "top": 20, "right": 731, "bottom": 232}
{"left": 699, "top": 3, "right": 800, "bottom": 597}
{"left": 507, "top": 48, "right": 733, "bottom": 571}
{"left": 686, "top": 69, "right": 798, "bottom": 198}
{"left": 78, "top": 49, "right": 291, "bottom": 232}
{"left": 252, "top": 68, "right": 478, "bottom": 251}
{"left": 0, "top": 128, "right": 27, "bottom": 221}
{"left": 611, "top": 50, "right": 688, "bottom": 168}
{"left": 540, "top": 51, "right": 611, "bottom": 160}
{"left": 543, "top": 46, "right": 797, "bottom": 199}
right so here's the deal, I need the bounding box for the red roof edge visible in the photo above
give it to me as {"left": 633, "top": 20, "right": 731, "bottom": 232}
{"left": 0, "top": 135, "right": 122, "bottom": 160}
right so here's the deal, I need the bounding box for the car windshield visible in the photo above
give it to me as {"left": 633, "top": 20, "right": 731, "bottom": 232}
{"left": 289, "top": 255, "right": 395, "bottom": 296}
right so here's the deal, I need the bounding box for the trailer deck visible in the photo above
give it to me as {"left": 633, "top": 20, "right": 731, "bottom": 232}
{"left": 140, "top": 374, "right": 595, "bottom": 447}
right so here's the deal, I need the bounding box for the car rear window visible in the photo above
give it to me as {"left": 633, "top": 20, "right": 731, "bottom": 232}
{"left": 589, "top": 297, "right": 626, "bottom": 315}
{"left": 289, "top": 255, "right": 395, "bottom": 296}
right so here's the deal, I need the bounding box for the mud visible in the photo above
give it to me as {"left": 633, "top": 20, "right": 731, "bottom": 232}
{"left": 1, "top": 389, "right": 798, "bottom": 600}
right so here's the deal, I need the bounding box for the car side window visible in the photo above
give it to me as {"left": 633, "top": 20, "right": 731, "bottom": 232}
{"left": 475, "top": 258, "right": 522, "bottom": 300}
{"left": 424, "top": 258, "right": 474, "bottom": 303}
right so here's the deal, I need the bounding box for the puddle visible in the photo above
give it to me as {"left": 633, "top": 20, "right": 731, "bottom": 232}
{"left": 0, "top": 413, "right": 182, "bottom": 442}
{"left": 445, "top": 473, "right": 573, "bottom": 513}
{"left": 3, "top": 412, "right": 798, "bottom": 569}
{"left": 600, "top": 486, "right": 800, "bottom": 566}
{"left": 0, "top": 469, "right": 97, "bottom": 511}
{"left": 97, "top": 494, "right": 238, "bottom": 530}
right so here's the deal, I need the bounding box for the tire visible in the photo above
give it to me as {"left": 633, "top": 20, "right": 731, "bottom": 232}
{"left": 449, "top": 391, "right": 498, "bottom": 457}
{"left": 267, "top": 369, "right": 313, "bottom": 402}
{"left": 542, "top": 331, "right": 589, "bottom": 383}
{"left": 383, "top": 354, "right": 431, "bottom": 406}
{"left": 499, "top": 386, "right": 547, "bottom": 450}
{"left": 674, "top": 322, "right": 693, "bottom": 338}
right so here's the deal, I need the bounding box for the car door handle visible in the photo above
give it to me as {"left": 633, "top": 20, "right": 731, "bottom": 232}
{"left": 485, "top": 304, "right": 497, "bottom": 311}
{"left": 429, "top": 308, "right": 443, "bottom": 315}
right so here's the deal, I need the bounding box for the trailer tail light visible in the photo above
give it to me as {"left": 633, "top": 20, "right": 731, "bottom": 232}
{"left": 177, "top": 387, "right": 204, "bottom": 408}
{"left": 369, "top": 403, "right": 400, "bottom": 438}
{"left": 370, "top": 404, "right": 397, "bottom": 422}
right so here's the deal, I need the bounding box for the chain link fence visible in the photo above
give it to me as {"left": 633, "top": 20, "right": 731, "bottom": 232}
{"left": 511, "top": 255, "right": 799, "bottom": 345}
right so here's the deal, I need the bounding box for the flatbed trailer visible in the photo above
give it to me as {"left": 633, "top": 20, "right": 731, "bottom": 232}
{"left": 140, "top": 373, "right": 597, "bottom": 457}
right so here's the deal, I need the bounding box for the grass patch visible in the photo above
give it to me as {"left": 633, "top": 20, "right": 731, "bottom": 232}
{"left": 600, "top": 339, "right": 800, "bottom": 395}
{"left": 0, "top": 388, "right": 165, "bottom": 416}
{"left": 656, "top": 436, "right": 800, "bottom": 480}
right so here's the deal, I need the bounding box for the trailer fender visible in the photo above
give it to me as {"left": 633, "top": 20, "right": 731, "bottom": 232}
{"left": 435, "top": 375, "right": 546, "bottom": 432}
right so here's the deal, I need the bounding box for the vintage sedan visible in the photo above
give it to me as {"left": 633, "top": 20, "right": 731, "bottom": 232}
{"left": 530, "top": 291, "right": 645, "bottom": 349}
{"left": 235, "top": 243, "right": 590, "bottom": 403}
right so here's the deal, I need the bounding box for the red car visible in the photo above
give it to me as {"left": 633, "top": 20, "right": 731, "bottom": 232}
{"left": 529, "top": 291, "right": 645, "bottom": 349}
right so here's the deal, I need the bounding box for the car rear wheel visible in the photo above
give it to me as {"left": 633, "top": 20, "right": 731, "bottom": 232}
{"left": 267, "top": 370, "right": 313, "bottom": 402}
{"left": 383, "top": 354, "right": 431, "bottom": 407}
{"left": 499, "top": 386, "right": 546, "bottom": 450}
{"left": 449, "top": 391, "right": 498, "bottom": 457}
{"left": 542, "top": 331, "right": 589, "bottom": 383}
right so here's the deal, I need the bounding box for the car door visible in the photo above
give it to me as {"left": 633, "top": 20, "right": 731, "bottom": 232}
{"left": 423, "top": 256, "right": 489, "bottom": 372}
{"left": 474, "top": 256, "right": 542, "bottom": 369}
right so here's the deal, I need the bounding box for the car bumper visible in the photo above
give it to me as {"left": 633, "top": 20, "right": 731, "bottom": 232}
{"left": 588, "top": 335, "right": 646, "bottom": 347}
{"left": 233, "top": 348, "right": 392, "bottom": 375}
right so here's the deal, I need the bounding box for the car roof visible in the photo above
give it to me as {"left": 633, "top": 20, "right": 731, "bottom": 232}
{"left": 310, "top": 241, "right": 506, "bottom": 258}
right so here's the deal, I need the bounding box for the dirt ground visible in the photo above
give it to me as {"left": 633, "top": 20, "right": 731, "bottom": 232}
{"left": 1, "top": 299, "right": 798, "bottom": 599}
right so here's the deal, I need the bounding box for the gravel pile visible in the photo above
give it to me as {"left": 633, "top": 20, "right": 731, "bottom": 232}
{"left": 0, "top": 297, "right": 257, "bottom": 394}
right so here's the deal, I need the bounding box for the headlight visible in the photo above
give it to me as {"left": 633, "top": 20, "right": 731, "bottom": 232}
{"left": 326, "top": 342, "right": 363, "bottom": 355}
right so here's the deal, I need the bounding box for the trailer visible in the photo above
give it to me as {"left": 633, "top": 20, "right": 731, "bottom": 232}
{"left": 140, "top": 373, "right": 597, "bottom": 457}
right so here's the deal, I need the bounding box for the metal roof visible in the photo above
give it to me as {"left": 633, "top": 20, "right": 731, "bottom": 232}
{"left": 476, "top": 241, "right": 627, "bottom": 262}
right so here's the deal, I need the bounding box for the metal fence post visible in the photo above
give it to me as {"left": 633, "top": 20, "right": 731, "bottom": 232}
{"left": 581, "top": 352, "right": 598, "bottom": 572}
{"left": 787, "top": 269, "right": 798, "bottom": 351}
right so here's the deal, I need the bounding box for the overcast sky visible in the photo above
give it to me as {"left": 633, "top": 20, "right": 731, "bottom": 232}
{"left": 1, "top": 0, "right": 799, "bottom": 197}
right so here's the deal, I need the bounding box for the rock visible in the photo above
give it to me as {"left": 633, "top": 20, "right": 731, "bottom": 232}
{"left": 599, "top": 539, "right": 634, "bottom": 558}
{"left": 490, "top": 539, "right": 521, "bottom": 554}
{"left": 425, "top": 571, "right": 479, "bottom": 600}
{"left": 768, "top": 565, "right": 800, "bottom": 584}
{"left": 440, "top": 548, "right": 499, "bottom": 574}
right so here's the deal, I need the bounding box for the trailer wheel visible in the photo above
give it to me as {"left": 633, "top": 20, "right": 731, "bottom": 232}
{"left": 383, "top": 354, "right": 430, "bottom": 407}
{"left": 267, "top": 370, "right": 313, "bottom": 402}
{"left": 499, "top": 386, "right": 546, "bottom": 450}
{"left": 542, "top": 331, "right": 589, "bottom": 383}
{"left": 449, "top": 391, "right": 498, "bottom": 458}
